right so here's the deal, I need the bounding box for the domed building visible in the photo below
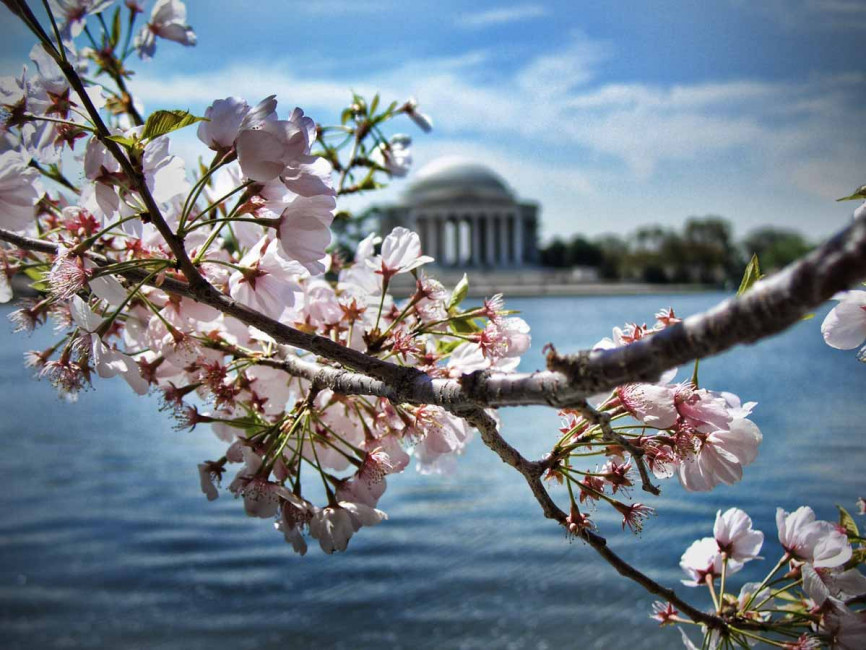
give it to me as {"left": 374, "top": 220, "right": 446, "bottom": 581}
{"left": 379, "top": 157, "right": 540, "bottom": 268}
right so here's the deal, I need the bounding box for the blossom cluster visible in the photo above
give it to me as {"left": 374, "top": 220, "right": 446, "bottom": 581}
{"left": 1, "top": 3, "right": 861, "bottom": 646}
{"left": 0, "top": 0, "right": 529, "bottom": 554}
{"left": 667, "top": 504, "right": 865, "bottom": 649}
{"left": 547, "top": 309, "right": 762, "bottom": 535}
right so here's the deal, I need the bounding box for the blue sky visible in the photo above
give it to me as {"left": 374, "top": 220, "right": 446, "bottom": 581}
{"left": 2, "top": 0, "right": 864, "bottom": 242}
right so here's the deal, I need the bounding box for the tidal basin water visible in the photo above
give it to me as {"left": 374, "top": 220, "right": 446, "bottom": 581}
{"left": 1, "top": 293, "right": 864, "bottom": 649}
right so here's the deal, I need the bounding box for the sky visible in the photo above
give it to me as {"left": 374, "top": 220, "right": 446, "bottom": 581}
{"left": 1, "top": 0, "right": 864, "bottom": 243}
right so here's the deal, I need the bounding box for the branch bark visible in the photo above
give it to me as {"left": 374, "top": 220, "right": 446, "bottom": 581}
{"left": 4, "top": 209, "right": 866, "bottom": 409}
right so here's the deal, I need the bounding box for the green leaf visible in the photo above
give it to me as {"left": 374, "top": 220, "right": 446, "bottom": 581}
{"left": 450, "top": 315, "right": 483, "bottom": 334}
{"left": 141, "top": 110, "right": 206, "bottom": 141}
{"left": 737, "top": 253, "right": 763, "bottom": 297}
{"left": 436, "top": 339, "right": 464, "bottom": 355}
{"left": 448, "top": 273, "right": 469, "bottom": 311}
{"left": 106, "top": 134, "right": 137, "bottom": 149}
{"left": 838, "top": 505, "right": 860, "bottom": 540}
{"left": 110, "top": 7, "right": 121, "bottom": 48}
{"left": 23, "top": 267, "right": 45, "bottom": 282}
{"left": 836, "top": 184, "right": 866, "bottom": 202}
{"left": 849, "top": 547, "right": 866, "bottom": 568}
{"left": 369, "top": 93, "right": 379, "bottom": 116}
{"left": 341, "top": 108, "right": 353, "bottom": 125}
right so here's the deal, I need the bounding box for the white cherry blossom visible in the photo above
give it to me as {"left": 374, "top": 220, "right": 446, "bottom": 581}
{"left": 822, "top": 290, "right": 866, "bottom": 353}
{"left": 677, "top": 418, "right": 762, "bottom": 492}
{"left": 0, "top": 150, "right": 42, "bottom": 232}
{"left": 197, "top": 97, "right": 251, "bottom": 152}
{"left": 776, "top": 506, "right": 852, "bottom": 568}
{"left": 136, "top": 0, "right": 196, "bottom": 60}
{"left": 713, "top": 507, "right": 763, "bottom": 563}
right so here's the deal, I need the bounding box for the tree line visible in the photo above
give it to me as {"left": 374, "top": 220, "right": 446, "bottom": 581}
{"left": 539, "top": 216, "right": 813, "bottom": 285}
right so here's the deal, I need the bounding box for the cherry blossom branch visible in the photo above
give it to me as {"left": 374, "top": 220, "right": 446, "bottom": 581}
{"left": 570, "top": 400, "right": 660, "bottom": 495}
{"left": 458, "top": 407, "right": 726, "bottom": 631}
{"left": 545, "top": 214, "right": 866, "bottom": 393}
{"left": 11, "top": 0, "right": 213, "bottom": 297}
{"left": 4, "top": 207, "right": 866, "bottom": 408}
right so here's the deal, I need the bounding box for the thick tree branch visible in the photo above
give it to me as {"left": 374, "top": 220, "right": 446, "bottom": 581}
{"left": 545, "top": 215, "right": 866, "bottom": 393}
{"left": 4, "top": 210, "right": 866, "bottom": 408}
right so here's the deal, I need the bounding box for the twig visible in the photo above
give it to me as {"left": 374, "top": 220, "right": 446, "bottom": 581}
{"left": 458, "top": 407, "right": 726, "bottom": 631}
{"left": 4, "top": 213, "right": 866, "bottom": 408}
{"left": 571, "top": 400, "right": 660, "bottom": 495}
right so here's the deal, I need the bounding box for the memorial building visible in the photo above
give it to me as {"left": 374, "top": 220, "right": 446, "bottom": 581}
{"left": 379, "top": 157, "right": 540, "bottom": 268}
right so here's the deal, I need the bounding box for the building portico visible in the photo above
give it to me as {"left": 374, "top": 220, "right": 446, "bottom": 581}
{"left": 379, "top": 158, "right": 539, "bottom": 268}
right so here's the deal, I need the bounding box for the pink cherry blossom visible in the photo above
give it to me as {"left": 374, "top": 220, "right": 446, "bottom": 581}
{"left": 371, "top": 134, "right": 413, "bottom": 177}
{"left": 197, "top": 97, "right": 251, "bottom": 152}
{"left": 69, "top": 296, "right": 148, "bottom": 394}
{"left": 236, "top": 106, "right": 311, "bottom": 183}
{"left": 713, "top": 507, "right": 763, "bottom": 563}
{"left": 677, "top": 418, "right": 762, "bottom": 492}
{"left": 136, "top": 0, "right": 196, "bottom": 60}
{"left": 276, "top": 193, "right": 335, "bottom": 274}
{"left": 776, "top": 506, "right": 852, "bottom": 568}
{"left": 803, "top": 562, "right": 866, "bottom": 606}
{"left": 680, "top": 537, "right": 739, "bottom": 586}
{"left": 675, "top": 384, "right": 732, "bottom": 433}
{"left": 616, "top": 383, "right": 678, "bottom": 429}
{"left": 229, "top": 236, "right": 306, "bottom": 321}
{"left": 403, "top": 97, "right": 433, "bottom": 132}
{"left": 370, "top": 226, "right": 434, "bottom": 282}
{"left": 0, "top": 151, "right": 42, "bottom": 232}
{"left": 821, "top": 291, "right": 866, "bottom": 352}
{"left": 275, "top": 496, "right": 313, "bottom": 556}
{"left": 309, "top": 502, "right": 387, "bottom": 554}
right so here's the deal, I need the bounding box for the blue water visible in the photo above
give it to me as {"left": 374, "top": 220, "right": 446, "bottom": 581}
{"left": 1, "top": 293, "right": 863, "bottom": 649}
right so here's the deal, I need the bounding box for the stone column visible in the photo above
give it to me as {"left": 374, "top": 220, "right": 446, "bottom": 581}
{"left": 470, "top": 214, "right": 481, "bottom": 266}
{"left": 513, "top": 213, "right": 524, "bottom": 264}
{"left": 425, "top": 216, "right": 438, "bottom": 263}
{"left": 484, "top": 214, "right": 495, "bottom": 266}
{"left": 497, "top": 214, "right": 509, "bottom": 266}
{"left": 436, "top": 215, "right": 446, "bottom": 264}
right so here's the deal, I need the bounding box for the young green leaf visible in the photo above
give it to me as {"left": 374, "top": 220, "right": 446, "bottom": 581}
{"left": 141, "top": 110, "right": 207, "bottom": 141}
{"left": 436, "top": 339, "right": 464, "bottom": 355}
{"left": 737, "top": 253, "right": 763, "bottom": 297}
{"left": 838, "top": 505, "right": 860, "bottom": 540}
{"left": 110, "top": 7, "right": 121, "bottom": 48}
{"left": 448, "top": 273, "right": 469, "bottom": 311}
{"left": 836, "top": 184, "right": 866, "bottom": 202}
{"left": 106, "top": 134, "right": 138, "bottom": 149}
{"left": 450, "top": 315, "right": 483, "bottom": 334}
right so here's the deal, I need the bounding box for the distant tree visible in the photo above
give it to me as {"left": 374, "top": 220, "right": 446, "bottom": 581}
{"left": 566, "top": 236, "right": 604, "bottom": 267}
{"left": 742, "top": 228, "right": 812, "bottom": 271}
{"left": 681, "top": 216, "right": 741, "bottom": 284}
{"left": 594, "top": 235, "right": 629, "bottom": 280}
{"left": 540, "top": 238, "right": 570, "bottom": 267}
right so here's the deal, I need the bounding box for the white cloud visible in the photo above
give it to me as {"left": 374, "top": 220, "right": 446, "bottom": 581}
{"left": 129, "top": 32, "right": 865, "bottom": 240}
{"left": 457, "top": 4, "right": 548, "bottom": 29}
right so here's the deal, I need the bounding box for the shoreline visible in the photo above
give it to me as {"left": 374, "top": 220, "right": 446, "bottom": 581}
{"left": 391, "top": 282, "right": 721, "bottom": 298}
{"left": 10, "top": 273, "right": 721, "bottom": 301}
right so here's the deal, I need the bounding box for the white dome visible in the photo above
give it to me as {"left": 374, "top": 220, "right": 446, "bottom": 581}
{"left": 405, "top": 156, "right": 514, "bottom": 204}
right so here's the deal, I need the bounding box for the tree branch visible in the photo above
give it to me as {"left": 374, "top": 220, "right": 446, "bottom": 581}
{"left": 570, "top": 400, "right": 660, "bottom": 495}
{"left": 3, "top": 210, "right": 866, "bottom": 409}
{"left": 459, "top": 407, "right": 726, "bottom": 631}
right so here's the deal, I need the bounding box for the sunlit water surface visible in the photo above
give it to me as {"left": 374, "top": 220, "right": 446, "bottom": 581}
{"left": 1, "top": 293, "right": 864, "bottom": 649}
